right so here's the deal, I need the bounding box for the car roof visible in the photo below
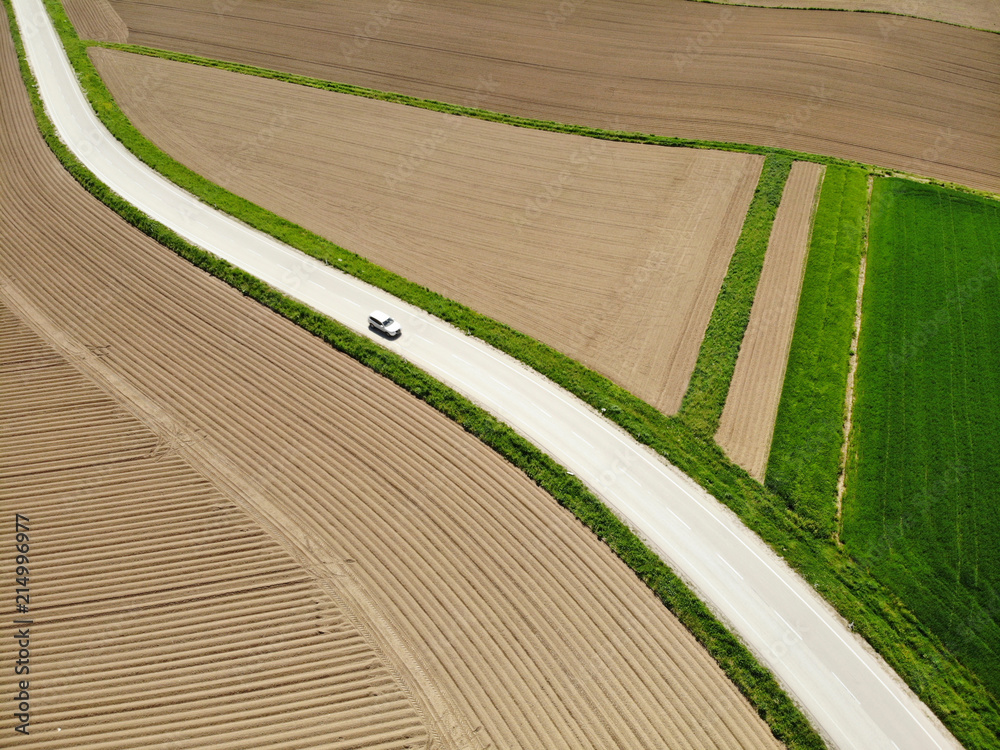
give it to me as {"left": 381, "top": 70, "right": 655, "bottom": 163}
{"left": 370, "top": 310, "right": 389, "bottom": 320}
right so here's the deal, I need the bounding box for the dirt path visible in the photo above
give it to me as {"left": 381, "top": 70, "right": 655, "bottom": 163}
{"left": 101, "top": 0, "right": 1000, "bottom": 193}
{"left": 90, "top": 47, "right": 762, "bottom": 415}
{"left": 0, "top": 21, "right": 783, "bottom": 750}
{"left": 835, "top": 175, "right": 874, "bottom": 542}
{"left": 716, "top": 162, "right": 825, "bottom": 480}
{"left": 701, "top": 0, "right": 1000, "bottom": 33}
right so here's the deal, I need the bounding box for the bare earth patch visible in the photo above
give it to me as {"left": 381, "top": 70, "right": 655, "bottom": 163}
{"left": 700, "top": 0, "right": 1000, "bottom": 33}
{"left": 0, "top": 299, "right": 428, "bottom": 749}
{"left": 716, "top": 161, "right": 825, "bottom": 480}
{"left": 0, "top": 24, "right": 783, "bottom": 750}
{"left": 103, "top": 0, "right": 1000, "bottom": 193}
{"left": 62, "top": 0, "right": 126, "bottom": 42}
{"left": 90, "top": 47, "right": 762, "bottom": 415}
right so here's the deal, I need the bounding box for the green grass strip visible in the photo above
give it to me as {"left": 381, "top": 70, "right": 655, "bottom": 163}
{"left": 679, "top": 154, "right": 793, "bottom": 435}
{"left": 5, "top": 3, "right": 826, "bottom": 748}
{"left": 765, "top": 166, "right": 867, "bottom": 536}
{"left": 20, "top": 3, "right": 1000, "bottom": 746}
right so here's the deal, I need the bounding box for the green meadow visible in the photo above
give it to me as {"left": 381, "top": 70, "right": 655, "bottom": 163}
{"left": 846, "top": 178, "right": 1000, "bottom": 697}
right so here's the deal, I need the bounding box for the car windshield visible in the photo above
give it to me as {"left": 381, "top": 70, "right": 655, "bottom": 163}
{"left": 384, "top": 318, "right": 394, "bottom": 325}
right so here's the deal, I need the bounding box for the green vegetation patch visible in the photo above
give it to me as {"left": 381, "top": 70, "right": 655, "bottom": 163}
{"left": 766, "top": 166, "right": 867, "bottom": 535}
{"left": 680, "top": 154, "right": 792, "bottom": 435}
{"left": 847, "top": 177, "right": 1000, "bottom": 698}
{"left": 15, "top": 1, "right": 1000, "bottom": 744}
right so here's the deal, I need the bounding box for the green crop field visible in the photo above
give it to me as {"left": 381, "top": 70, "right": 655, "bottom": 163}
{"left": 846, "top": 178, "right": 1000, "bottom": 698}
{"left": 767, "top": 166, "right": 867, "bottom": 537}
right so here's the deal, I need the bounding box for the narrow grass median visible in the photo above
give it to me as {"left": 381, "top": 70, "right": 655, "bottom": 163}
{"left": 17, "top": 1, "right": 1000, "bottom": 746}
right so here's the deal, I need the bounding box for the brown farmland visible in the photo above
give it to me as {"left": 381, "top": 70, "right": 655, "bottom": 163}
{"left": 705, "top": 0, "right": 1000, "bottom": 33}
{"left": 100, "top": 0, "right": 1000, "bottom": 193}
{"left": 716, "top": 162, "right": 825, "bottom": 480}
{"left": 0, "top": 300, "right": 427, "bottom": 749}
{"left": 91, "top": 47, "right": 763, "bottom": 415}
{"left": 0, "top": 23, "right": 784, "bottom": 750}
{"left": 62, "top": 0, "right": 126, "bottom": 42}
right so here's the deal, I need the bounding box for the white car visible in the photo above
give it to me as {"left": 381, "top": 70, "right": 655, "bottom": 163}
{"left": 368, "top": 310, "right": 402, "bottom": 337}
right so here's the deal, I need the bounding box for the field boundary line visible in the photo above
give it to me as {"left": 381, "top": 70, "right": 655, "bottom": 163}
{"left": 12, "top": 0, "right": 1000, "bottom": 746}
{"left": 85, "top": 40, "right": 1000, "bottom": 203}
{"left": 684, "top": 0, "right": 999, "bottom": 34}
{"left": 764, "top": 166, "right": 869, "bottom": 536}
{"left": 679, "top": 155, "right": 793, "bottom": 435}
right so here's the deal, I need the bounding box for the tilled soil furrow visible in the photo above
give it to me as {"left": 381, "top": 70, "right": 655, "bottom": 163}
{"left": 0, "top": 325, "right": 426, "bottom": 748}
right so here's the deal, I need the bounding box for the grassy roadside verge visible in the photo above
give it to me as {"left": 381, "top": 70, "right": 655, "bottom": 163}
{"left": 19, "top": 2, "right": 1000, "bottom": 745}
{"left": 679, "top": 154, "right": 792, "bottom": 435}
{"left": 2, "top": 3, "right": 825, "bottom": 748}
{"left": 765, "top": 166, "right": 867, "bottom": 536}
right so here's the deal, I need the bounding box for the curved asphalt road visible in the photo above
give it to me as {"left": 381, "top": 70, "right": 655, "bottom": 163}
{"left": 11, "top": 1, "right": 962, "bottom": 747}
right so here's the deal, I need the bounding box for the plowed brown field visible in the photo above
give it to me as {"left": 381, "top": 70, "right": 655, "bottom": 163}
{"left": 97, "top": 0, "right": 1000, "bottom": 193}
{"left": 0, "top": 22, "right": 783, "bottom": 750}
{"left": 90, "top": 47, "right": 762, "bottom": 415}
{"left": 62, "top": 0, "right": 125, "bottom": 42}
{"left": 716, "top": 161, "right": 825, "bottom": 480}
{"left": 0, "top": 300, "right": 427, "bottom": 749}
{"left": 706, "top": 0, "right": 1000, "bottom": 33}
